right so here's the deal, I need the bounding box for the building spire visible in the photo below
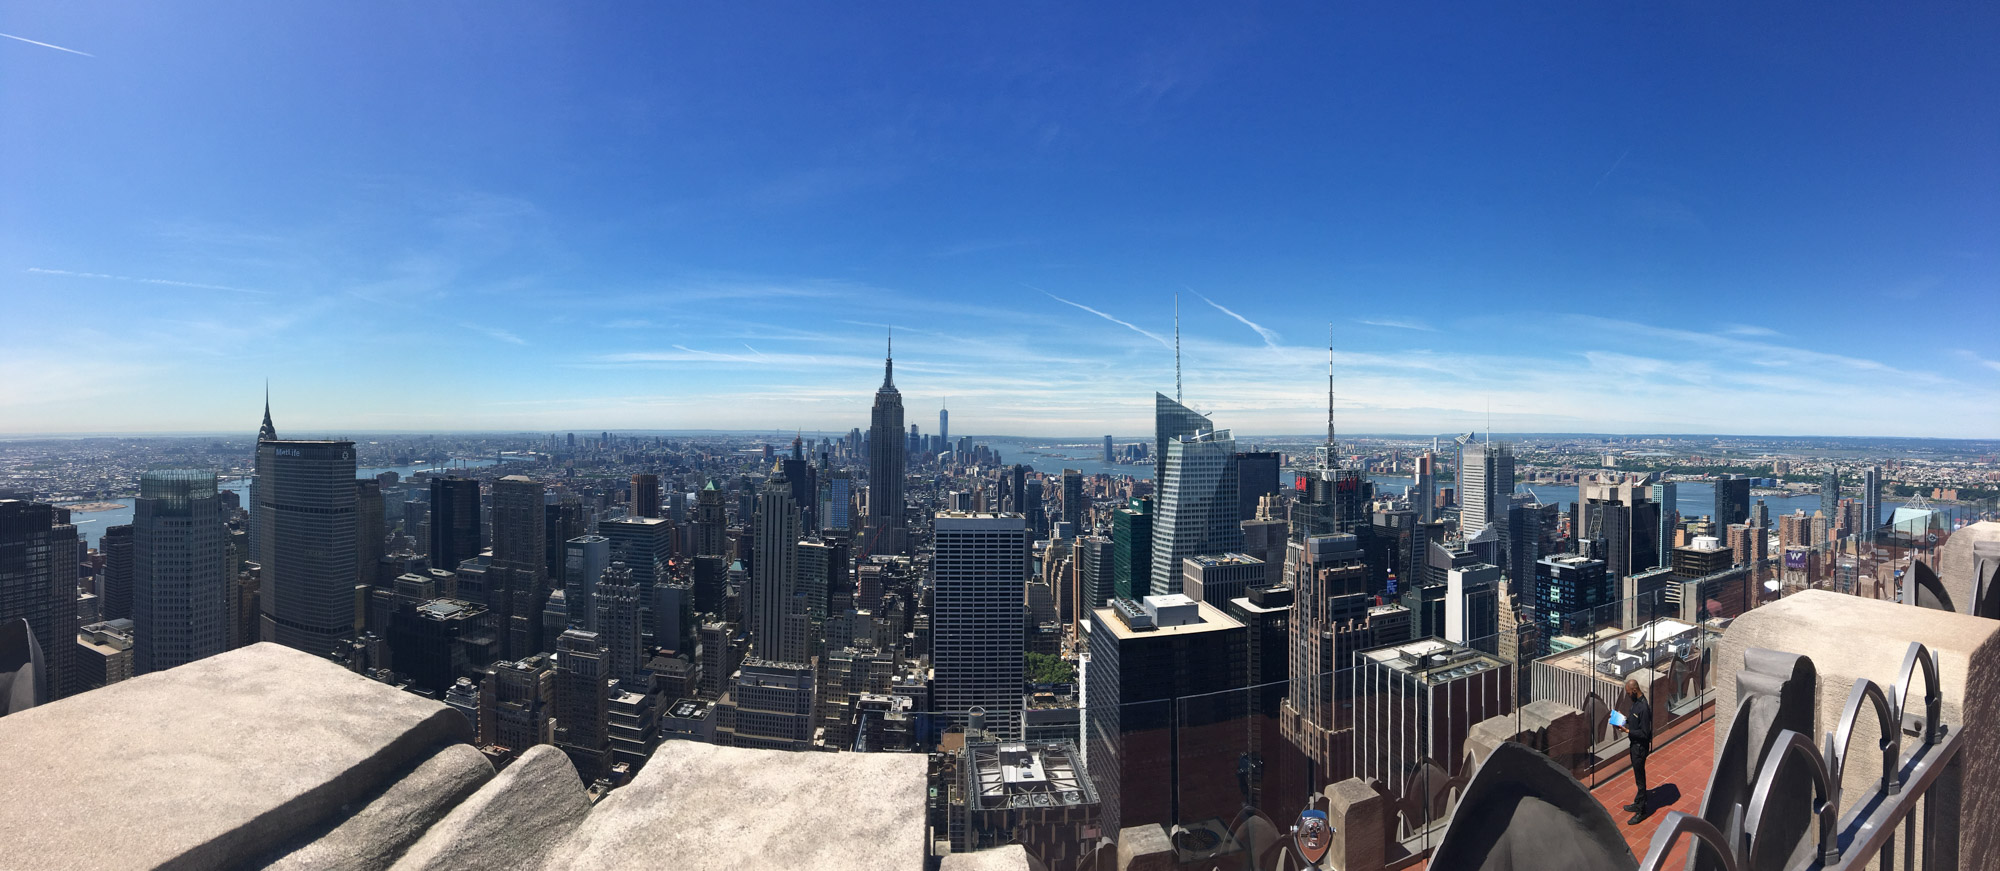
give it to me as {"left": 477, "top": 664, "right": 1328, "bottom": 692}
{"left": 882, "top": 327, "right": 895, "bottom": 389}
{"left": 258, "top": 381, "right": 277, "bottom": 442}
{"left": 1325, "top": 323, "right": 1336, "bottom": 469}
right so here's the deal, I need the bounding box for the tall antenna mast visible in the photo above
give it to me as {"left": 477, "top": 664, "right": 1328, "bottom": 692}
{"left": 1174, "top": 294, "right": 1182, "bottom": 404}
{"left": 1326, "top": 322, "right": 1336, "bottom": 468}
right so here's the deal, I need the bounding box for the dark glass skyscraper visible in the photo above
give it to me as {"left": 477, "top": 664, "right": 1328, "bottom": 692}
{"left": 1110, "top": 497, "right": 1152, "bottom": 601}
{"left": 0, "top": 499, "right": 80, "bottom": 700}
{"left": 1061, "top": 469, "right": 1084, "bottom": 531}
{"left": 1714, "top": 474, "right": 1752, "bottom": 531}
{"left": 429, "top": 477, "right": 482, "bottom": 572}
{"left": 254, "top": 405, "right": 359, "bottom": 657}
{"left": 133, "top": 470, "right": 227, "bottom": 675}
{"left": 100, "top": 524, "right": 134, "bottom": 622}
{"left": 1234, "top": 451, "right": 1281, "bottom": 524}
{"left": 867, "top": 338, "right": 907, "bottom": 555}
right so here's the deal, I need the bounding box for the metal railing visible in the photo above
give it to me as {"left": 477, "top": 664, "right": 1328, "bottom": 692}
{"left": 1638, "top": 641, "right": 1961, "bottom": 871}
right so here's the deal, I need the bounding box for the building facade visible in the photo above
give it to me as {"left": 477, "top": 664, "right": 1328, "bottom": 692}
{"left": 133, "top": 470, "right": 228, "bottom": 674}
{"left": 933, "top": 512, "right": 1029, "bottom": 739}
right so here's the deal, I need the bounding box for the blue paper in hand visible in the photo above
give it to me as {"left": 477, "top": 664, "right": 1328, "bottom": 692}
{"left": 1608, "top": 710, "right": 1627, "bottom": 728}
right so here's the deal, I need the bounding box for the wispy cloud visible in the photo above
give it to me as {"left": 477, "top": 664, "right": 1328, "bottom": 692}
{"left": 1028, "top": 285, "right": 1172, "bottom": 348}
{"left": 1955, "top": 350, "right": 2000, "bottom": 375}
{"left": 1194, "top": 291, "right": 1279, "bottom": 348}
{"left": 1355, "top": 318, "right": 1436, "bottom": 332}
{"left": 0, "top": 32, "right": 92, "bottom": 57}
{"left": 462, "top": 323, "right": 527, "bottom": 345}
{"left": 1722, "top": 323, "right": 1782, "bottom": 338}
{"left": 28, "top": 267, "right": 272, "bottom": 296}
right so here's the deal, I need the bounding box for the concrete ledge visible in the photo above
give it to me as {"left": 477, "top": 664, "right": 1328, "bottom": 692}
{"left": 0, "top": 643, "right": 473, "bottom": 871}
{"left": 256, "top": 743, "right": 496, "bottom": 871}
{"left": 1937, "top": 521, "right": 2000, "bottom": 614}
{"left": 940, "top": 844, "right": 1033, "bottom": 871}
{"left": 540, "top": 740, "right": 927, "bottom": 871}
{"left": 1115, "top": 824, "right": 1174, "bottom": 871}
{"left": 1715, "top": 590, "right": 2000, "bottom": 868}
{"left": 391, "top": 744, "right": 590, "bottom": 871}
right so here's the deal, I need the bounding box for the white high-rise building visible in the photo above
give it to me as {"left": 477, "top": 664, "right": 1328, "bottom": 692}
{"left": 1150, "top": 429, "right": 1241, "bottom": 597}
{"left": 1458, "top": 441, "right": 1514, "bottom": 537}
{"left": 933, "top": 512, "right": 1028, "bottom": 739}
{"left": 133, "top": 470, "right": 229, "bottom": 674}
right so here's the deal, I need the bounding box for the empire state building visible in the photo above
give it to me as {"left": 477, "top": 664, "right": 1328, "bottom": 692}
{"left": 867, "top": 337, "right": 908, "bottom": 555}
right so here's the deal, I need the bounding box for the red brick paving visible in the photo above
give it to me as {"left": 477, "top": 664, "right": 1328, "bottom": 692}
{"left": 1588, "top": 715, "right": 1716, "bottom": 864}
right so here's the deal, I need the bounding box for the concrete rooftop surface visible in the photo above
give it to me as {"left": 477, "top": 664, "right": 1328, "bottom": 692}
{"left": 0, "top": 643, "right": 928, "bottom": 871}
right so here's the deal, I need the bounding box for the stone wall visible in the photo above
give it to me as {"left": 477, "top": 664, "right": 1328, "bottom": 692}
{"left": 1713, "top": 590, "right": 2000, "bottom": 868}
{"left": 0, "top": 643, "right": 929, "bottom": 871}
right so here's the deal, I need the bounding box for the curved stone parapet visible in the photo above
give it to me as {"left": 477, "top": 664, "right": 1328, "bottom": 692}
{"left": 0, "top": 616, "right": 46, "bottom": 716}
{"left": 1426, "top": 741, "right": 1637, "bottom": 871}
{"left": 0, "top": 643, "right": 474, "bottom": 870}
{"left": 0, "top": 643, "right": 931, "bottom": 871}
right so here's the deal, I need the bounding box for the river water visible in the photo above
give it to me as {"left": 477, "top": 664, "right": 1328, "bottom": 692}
{"left": 62, "top": 458, "right": 514, "bottom": 548}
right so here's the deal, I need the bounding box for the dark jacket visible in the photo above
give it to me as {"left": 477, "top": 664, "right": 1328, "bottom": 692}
{"left": 1625, "top": 695, "right": 1654, "bottom": 745}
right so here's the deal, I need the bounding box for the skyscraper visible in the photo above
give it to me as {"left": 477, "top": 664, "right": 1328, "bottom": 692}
{"left": 1714, "top": 474, "right": 1752, "bottom": 531}
{"left": 1104, "top": 435, "right": 1115, "bottom": 464}
{"left": 354, "top": 479, "right": 385, "bottom": 588}
{"left": 1150, "top": 429, "right": 1240, "bottom": 596}
{"left": 597, "top": 515, "right": 671, "bottom": 643}
{"left": 562, "top": 534, "right": 610, "bottom": 631}
{"left": 939, "top": 401, "right": 949, "bottom": 449}
{"left": 1819, "top": 470, "right": 1840, "bottom": 524}
{"left": 133, "top": 470, "right": 228, "bottom": 675}
{"left": 1233, "top": 451, "right": 1281, "bottom": 527}
{"left": 1061, "top": 469, "right": 1085, "bottom": 531}
{"left": 932, "top": 512, "right": 1028, "bottom": 739}
{"left": 1152, "top": 393, "right": 1211, "bottom": 489}
{"left": 428, "top": 477, "right": 482, "bottom": 573}
{"left": 553, "top": 628, "right": 612, "bottom": 782}
{"left": 1415, "top": 452, "right": 1438, "bottom": 524}
{"left": 1573, "top": 479, "right": 1661, "bottom": 584}
{"left": 692, "top": 481, "right": 727, "bottom": 556}
{"left": 594, "top": 561, "right": 643, "bottom": 685}
{"left": 0, "top": 500, "right": 80, "bottom": 700}
{"left": 1533, "top": 554, "right": 1612, "bottom": 656}
{"left": 254, "top": 403, "right": 359, "bottom": 657}
{"left": 1458, "top": 441, "right": 1514, "bottom": 537}
{"left": 491, "top": 475, "right": 547, "bottom": 658}
{"left": 1110, "top": 497, "right": 1152, "bottom": 601}
{"left": 1083, "top": 595, "right": 1247, "bottom": 835}
{"left": 751, "top": 467, "right": 806, "bottom": 665}
{"left": 1652, "top": 480, "right": 1678, "bottom": 567}
{"left": 100, "top": 524, "right": 133, "bottom": 622}
{"left": 867, "top": 337, "right": 908, "bottom": 556}
{"left": 1862, "top": 466, "right": 1883, "bottom": 536}
{"left": 630, "top": 474, "right": 661, "bottom": 519}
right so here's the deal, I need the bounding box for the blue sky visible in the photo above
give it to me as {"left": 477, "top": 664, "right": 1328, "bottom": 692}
{"left": 2, "top": 3, "right": 1996, "bottom": 437}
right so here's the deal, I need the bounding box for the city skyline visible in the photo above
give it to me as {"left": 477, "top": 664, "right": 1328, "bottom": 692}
{"left": 5, "top": 4, "right": 1997, "bottom": 437}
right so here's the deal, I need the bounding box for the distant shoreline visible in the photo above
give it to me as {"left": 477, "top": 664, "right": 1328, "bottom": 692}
{"left": 59, "top": 501, "right": 124, "bottom": 513}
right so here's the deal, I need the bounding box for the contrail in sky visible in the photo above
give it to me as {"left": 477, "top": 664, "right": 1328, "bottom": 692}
{"left": 1028, "top": 285, "right": 1172, "bottom": 348}
{"left": 1193, "top": 290, "right": 1279, "bottom": 348}
{"left": 28, "top": 267, "right": 271, "bottom": 295}
{"left": 1592, "top": 148, "right": 1630, "bottom": 192}
{"left": 0, "top": 32, "right": 93, "bottom": 57}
